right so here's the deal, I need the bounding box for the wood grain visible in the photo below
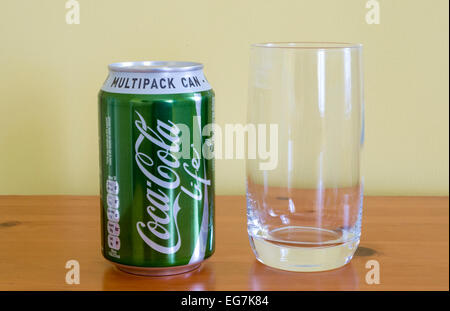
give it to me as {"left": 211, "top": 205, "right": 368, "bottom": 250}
{"left": 0, "top": 195, "right": 448, "bottom": 291}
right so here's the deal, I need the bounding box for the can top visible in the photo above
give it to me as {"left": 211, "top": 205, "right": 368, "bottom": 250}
{"left": 102, "top": 61, "right": 211, "bottom": 95}
{"left": 108, "top": 61, "right": 204, "bottom": 73}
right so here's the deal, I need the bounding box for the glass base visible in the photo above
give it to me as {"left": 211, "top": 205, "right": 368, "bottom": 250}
{"left": 249, "top": 227, "right": 359, "bottom": 272}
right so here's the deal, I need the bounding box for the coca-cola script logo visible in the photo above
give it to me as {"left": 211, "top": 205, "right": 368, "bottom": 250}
{"left": 134, "top": 111, "right": 211, "bottom": 254}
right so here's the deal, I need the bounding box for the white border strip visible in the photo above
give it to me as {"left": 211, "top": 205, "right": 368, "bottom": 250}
{"left": 101, "top": 69, "right": 211, "bottom": 95}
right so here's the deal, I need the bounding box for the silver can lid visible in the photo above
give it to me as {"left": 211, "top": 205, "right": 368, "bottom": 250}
{"left": 108, "top": 61, "right": 203, "bottom": 73}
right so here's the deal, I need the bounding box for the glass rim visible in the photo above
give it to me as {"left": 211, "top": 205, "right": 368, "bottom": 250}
{"left": 251, "top": 42, "right": 362, "bottom": 50}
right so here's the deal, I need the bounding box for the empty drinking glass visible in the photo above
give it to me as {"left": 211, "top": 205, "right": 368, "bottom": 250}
{"left": 247, "top": 42, "right": 364, "bottom": 272}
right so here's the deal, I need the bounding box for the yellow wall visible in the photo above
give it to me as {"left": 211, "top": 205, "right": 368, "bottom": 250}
{"left": 0, "top": 0, "right": 448, "bottom": 195}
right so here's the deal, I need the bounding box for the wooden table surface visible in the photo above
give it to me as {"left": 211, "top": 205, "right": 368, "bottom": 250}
{"left": 0, "top": 195, "right": 448, "bottom": 291}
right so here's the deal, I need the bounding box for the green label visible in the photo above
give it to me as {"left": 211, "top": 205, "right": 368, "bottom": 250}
{"left": 99, "top": 90, "right": 214, "bottom": 267}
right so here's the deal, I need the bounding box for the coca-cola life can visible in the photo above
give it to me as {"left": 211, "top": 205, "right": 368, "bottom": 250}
{"left": 98, "top": 61, "right": 215, "bottom": 276}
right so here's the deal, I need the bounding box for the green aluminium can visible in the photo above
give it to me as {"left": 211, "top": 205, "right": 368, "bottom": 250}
{"left": 98, "top": 61, "right": 215, "bottom": 276}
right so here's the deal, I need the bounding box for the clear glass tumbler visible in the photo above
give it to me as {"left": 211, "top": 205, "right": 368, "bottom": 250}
{"left": 247, "top": 42, "right": 364, "bottom": 272}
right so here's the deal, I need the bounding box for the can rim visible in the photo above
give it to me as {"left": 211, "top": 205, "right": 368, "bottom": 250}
{"left": 108, "top": 61, "right": 204, "bottom": 73}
